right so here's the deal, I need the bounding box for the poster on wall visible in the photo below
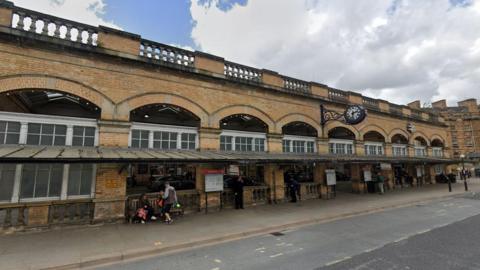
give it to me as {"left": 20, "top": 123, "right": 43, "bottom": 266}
{"left": 325, "top": 169, "right": 336, "bottom": 186}
{"left": 205, "top": 174, "right": 224, "bottom": 192}
{"left": 416, "top": 166, "right": 424, "bottom": 177}
{"left": 363, "top": 170, "right": 372, "bottom": 182}
{"left": 380, "top": 163, "right": 392, "bottom": 170}
{"left": 227, "top": 165, "right": 240, "bottom": 175}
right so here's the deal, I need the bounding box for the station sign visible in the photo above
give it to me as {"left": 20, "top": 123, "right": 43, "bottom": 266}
{"left": 325, "top": 169, "right": 337, "bottom": 186}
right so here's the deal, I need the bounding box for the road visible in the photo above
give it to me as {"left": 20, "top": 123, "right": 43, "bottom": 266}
{"left": 96, "top": 193, "right": 480, "bottom": 270}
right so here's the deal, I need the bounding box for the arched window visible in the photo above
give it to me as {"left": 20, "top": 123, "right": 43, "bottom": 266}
{"left": 391, "top": 134, "right": 408, "bottom": 156}
{"left": 129, "top": 104, "right": 200, "bottom": 150}
{"left": 363, "top": 131, "right": 385, "bottom": 156}
{"left": 219, "top": 114, "right": 268, "bottom": 152}
{"left": 282, "top": 122, "right": 317, "bottom": 153}
{"left": 431, "top": 139, "right": 444, "bottom": 157}
{"left": 328, "top": 127, "right": 355, "bottom": 155}
{"left": 414, "top": 137, "right": 428, "bottom": 157}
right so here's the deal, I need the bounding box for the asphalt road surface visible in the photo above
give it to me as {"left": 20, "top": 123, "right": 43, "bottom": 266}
{"left": 96, "top": 194, "right": 480, "bottom": 270}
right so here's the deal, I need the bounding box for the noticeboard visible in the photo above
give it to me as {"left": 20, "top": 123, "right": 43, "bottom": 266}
{"left": 325, "top": 169, "right": 337, "bottom": 186}
{"left": 205, "top": 174, "right": 224, "bottom": 192}
{"left": 380, "top": 163, "right": 392, "bottom": 170}
{"left": 363, "top": 170, "right": 372, "bottom": 182}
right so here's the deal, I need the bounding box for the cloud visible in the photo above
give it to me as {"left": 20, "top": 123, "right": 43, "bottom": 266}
{"left": 190, "top": 0, "right": 480, "bottom": 106}
{"left": 11, "top": 0, "right": 119, "bottom": 28}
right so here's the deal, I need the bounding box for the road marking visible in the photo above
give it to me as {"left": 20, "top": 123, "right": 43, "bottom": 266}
{"left": 153, "top": 241, "right": 162, "bottom": 246}
{"left": 211, "top": 268, "right": 220, "bottom": 270}
{"left": 417, "top": 229, "right": 431, "bottom": 234}
{"left": 255, "top": 247, "right": 266, "bottom": 251}
{"left": 270, "top": 253, "right": 284, "bottom": 258}
{"left": 325, "top": 256, "right": 351, "bottom": 266}
{"left": 214, "top": 259, "right": 222, "bottom": 263}
{"left": 394, "top": 236, "right": 408, "bottom": 243}
{"left": 276, "top": 242, "right": 286, "bottom": 246}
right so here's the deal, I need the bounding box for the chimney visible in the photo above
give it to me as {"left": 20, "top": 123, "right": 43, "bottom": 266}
{"left": 407, "top": 100, "right": 421, "bottom": 109}
{"left": 458, "top": 99, "right": 478, "bottom": 113}
{"left": 432, "top": 100, "right": 447, "bottom": 109}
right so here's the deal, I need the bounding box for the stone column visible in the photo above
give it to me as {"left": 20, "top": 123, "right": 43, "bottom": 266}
{"left": 355, "top": 141, "right": 365, "bottom": 156}
{"left": 385, "top": 143, "right": 393, "bottom": 157}
{"left": 317, "top": 138, "right": 329, "bottom": 154}
{"left": 198, "top": 128, "right": 221, "bottom": 151}
{"left": 313, "top": 163, "right": 328, "bottom": 198}
{"left": 264, "top": 164, "right": 284, "bottom": 203}
{"left": 97, "top": 120, "right": 131, "bottom": 147}
{"left": 0, "top": 1, "right": 13, "bottom": 28}
{"left": 93, "top": 163, "right": 127, "bottom": 223}
{"left": 351, "top": 164, "right": 365, "bottom": 193}
{"left": 267, "top": 133, "right": 283, "bottom": 153}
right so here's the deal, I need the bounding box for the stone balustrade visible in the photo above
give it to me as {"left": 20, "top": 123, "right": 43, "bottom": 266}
{"left": 140, "top": 39, "right": 195, "bottom": 67}
{"left": 362, "top": 97, "right": 379, "bottom": 109}
{"left": 328, "top": 89, "right": 349, "bottom": 101}
{"left": 389, "top": 104, "right": 404, "bottom": 116}
{"left": 0, "top": 205, "right": 26, "bottom": 229}
{"left": 11, "top": 6, "right": 98, "bottom": 46}
{"left": 48, "top": 200, "right": 94, "bottom": 225}
{"left": 283, "top": 76, "right": 311, "bottom": 94}
{"left": 224, "top": 61, "right": 262, "bottom": 82}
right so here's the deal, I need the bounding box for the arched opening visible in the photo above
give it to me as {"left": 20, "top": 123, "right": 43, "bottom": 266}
{"left": 282, "top": 122, "right": 317, "bottom": 154}
{"left": 0, "top": 90, "right": 100, "bottom": 204}
{"left": 431, "top": 139, "right": 444, "bottom": 157}
{"left": 391, "top": 134, "right": 409, "bottom": 157}
{"left": 363, "top": 131, "right": 385, "bottom": 156}
{"left": 128, "top": 104, "right": 201, "bottom": 193}
{"left": 220, "top": 114, "right": 268, "bottom": 133}
{"left": 130, "top": 104, "right": 200, "bottom": 127}
{"left": 414, "top": 136, "right": 428, "bottom": 157}
{"left": 328, "top": 127, "right": 355, "bottom": 155}
{"left": 282, "top": 122, "right": 318, "bottom": 183}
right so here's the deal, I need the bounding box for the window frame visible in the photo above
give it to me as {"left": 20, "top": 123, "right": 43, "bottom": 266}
{"left": 328, "top": 139, "right": 355, "bottom": 155}
{"left": 364, "top": 142, "right": 384, "bottom": 156}
{"left": 220, "top": 130, "right": 267, "bottom": 152}
{"left": 282, "top": 135, "right": 316, "bottom": 153}
{"left": 130, "top": 122, "right": 198, "bottom": 150}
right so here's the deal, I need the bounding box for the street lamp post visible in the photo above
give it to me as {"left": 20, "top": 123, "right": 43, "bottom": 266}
{"left": 460, "top": 154, "right": 468, "bottom": 191}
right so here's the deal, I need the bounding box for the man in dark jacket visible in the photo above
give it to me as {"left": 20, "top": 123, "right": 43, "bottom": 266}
{"left": 233, "top": 176, "right": 244, "bottom": 209}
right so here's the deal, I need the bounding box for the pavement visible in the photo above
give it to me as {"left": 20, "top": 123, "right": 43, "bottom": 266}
{"left": 1, "top": 179, "right": 479, "bottom": 270}
{"left": 96, "top": 191, "right": 480, "bottom": 270}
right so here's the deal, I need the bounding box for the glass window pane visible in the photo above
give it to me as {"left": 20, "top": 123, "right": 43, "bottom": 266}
{"left": 55, "top": 125, "right": 67, "bottom": 135}
{"left": 42, "top": 124, "right": 54, "bottom": 135}
{"left": 0, "top": 164, "right": 16, "bottom": 201}
{"left": 73, "top": 126, "right": 84, "bottom": 137}
{"left": 20, "top": 165, "right": 35, "bottom": 199}
{"left": 140, "top": 140, "right": 149, "bottom": 149}
{"left": 68, "top": 164, "right": 81, "bottom": 196}
{"left": 26, "top": 134, "right": 39, "bottom": 145}
{"left": 84, "top": 137, "right": 95, "bottom": 147}
{"left": 0, "top": 121, "right": 6, "bottom": 132}
{"left": 7, "top": 122, "right": 20, "bottom": 132}
{"left": 0, "top": 133, "right": 5, "bottom": 144}
{"left": 131, "top": 139, "right": 139, "bottom": 148}
{"left": 84, "top": 127, "right": 95, "bottom": 137}
{"left": 5, "top": 133, "right": 19, "bottom": 144}
{"left": 35, "top": 167, "right": 49, "bottom": 198}
{"left": 72, "top": 137, "right": 83, "bottom": 146}
{"left": 40, "top": 135, "right": 53, "bottom": 146}
{"left": 80, "top": 165, "right": 93, "bottom": 195}
{"left": 49, "top": 165, "right": 63, "bottom": 197}
{"left": 28, "top": 123, "right": 41, "bottom": 134}
{"left": 54, "top": 135, "right": 66, "bottom": 146}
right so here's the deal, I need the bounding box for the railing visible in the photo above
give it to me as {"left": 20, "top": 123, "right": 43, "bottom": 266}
{"left": 300, "top": 183, "right": 320, "bottom": 200}
{"left": 283, "top": 76, "right": 311, "bottom": 94}
{"left": 140, "top": 40, "right": 195, "bottom": 67}
{"left": 328, "top": 89, "right": 348, "bottom": 101}
{"left": 0, "top": 205, "right": 27, "bottom": 229}
{"left": 224, "top": 62, "right": 262, "bottom": 82}
{"left": 389, "top": 104, "right": 403, "bottom": 116}
{"left": 11, "top": 6, "right": 98, "bottom": 46}
{"left": 248, "top": 186, "right": 269, "bottom": 205}
{"left": 362, "top": 97, "right": 379, "bottom": 109}
{"left": 221, "top": 189, "right": 235, "bottom": 208}
{"left": 48, "top": 200, "right": 94, "bottom": 225}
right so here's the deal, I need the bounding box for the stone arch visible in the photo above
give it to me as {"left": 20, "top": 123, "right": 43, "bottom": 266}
{"left": 430, "top": 134, "right": 446, "bottom": 146}
{"left": 0, "top": 74, "right": 115, "bottom": 119}
{"left": 211, "top": 105, "right": 275, "bottom": 132}
{"left": 359, "top": 125, "right": 388, "bottom": 141}
{"left": 387, "top": 128, "right": 410, "bottom": 143}
{"left": 117, "top": 92, "right": 209, "bottom": 125}
{"left": 275, "top": 113, "right": 321, "bottom": 136}
{"left": 410, "top": 132, "right": 430, "bottom": 146}
{"left": 325, "top": 122, "right": 360, "bottom": 140}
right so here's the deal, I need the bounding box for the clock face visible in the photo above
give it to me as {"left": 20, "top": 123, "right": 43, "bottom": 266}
{"left": 344, "top": 105, "right": 366, "bottom": 125}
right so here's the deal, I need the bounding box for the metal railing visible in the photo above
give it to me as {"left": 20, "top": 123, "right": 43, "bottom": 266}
{"left": 11, "top": 6, "right": 98, "bottom": 46}
{"left": 224, "top": 61, "right": 262, "bottom": 82}
{"left": 139, "top": 40, "right": 195, "bottom": 67}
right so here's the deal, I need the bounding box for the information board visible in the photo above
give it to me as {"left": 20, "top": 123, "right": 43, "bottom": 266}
{"left": 363, "top": 170, "right": 372, "bottom": 182}
{"left": 325, "top": 169, "right": 337, "bottom": 186}
{"left": 205, "top": 174, "right": 224, "bottom": 192}
{"left": 380, "top": 163, "right": 392, "bottom": 170}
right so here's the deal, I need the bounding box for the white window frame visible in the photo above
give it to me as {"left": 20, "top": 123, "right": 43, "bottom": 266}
{"left": 392, "top": 144, "right": 408, "bottom": 156}
{"left": 329, "top": 139, "right": 355, "bottom": 155}
{"left": 220, "top": 130, "right": 267, "bottom": 152}
{"left": 282, "top": 135, "right": 317, "bottom": 153}
{"left": 129, "top": 122, "right": 199, "bottom": 150}
{"left": 364, "top": 142, "right": 384, "bottom": 156}
{"left": 432, "top": 147, "right": 443, "bottom": 157}
{"left": 0, "top": 111, "right": 98, "bottom": 146}
{"left": 414, "top": 146, "right": 427, "bottom": 157}
{"left": 4, "top": 163, "right": 97, "bottom": 203}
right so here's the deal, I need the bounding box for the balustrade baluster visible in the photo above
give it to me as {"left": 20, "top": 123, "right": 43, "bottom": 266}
{"left": 4, "top": 209, "right": 12, "bottom": 227}
{"left": 65, "top": 24, "right": 72, "bottom": 40}
{"left": 41, "top": 19, "right": 50, "bottom": 35}
{"left": 16, "top": 12, "right": 25, "bottom": 30}
{"left": 53, "top": 21, "right": 61, "bottom": 38}
{"left": 86, "top": 29, "right": 93, "bottom": 45}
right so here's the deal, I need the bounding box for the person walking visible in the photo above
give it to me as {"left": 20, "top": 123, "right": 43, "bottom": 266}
{"left": 233, "top": 176, "right": 245, "bottom": 209}
{"left": 163, "top": 182, "right": 177, "bottom": 224}
{"left": 289, "top": 178, "right": 299, "bottom": 203}
{"left": 376, "top": 173, "right": 385, "bottom": 195}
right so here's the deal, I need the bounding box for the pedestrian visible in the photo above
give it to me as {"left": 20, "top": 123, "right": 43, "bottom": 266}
{"left": 156, "top": 190, "right": 165, "bottom": 219}
{"left": 138, "top": 193, "right": 157, "bottom": 223}
{"left": 376, "top": 173, "right": 385, "bottom": 194}
{"left": 163, "top": 182, "right": 177, "bottom": 224}
{"left": 233, "top": 176, "right": 244, "bottom": 209}
{"left": 289, "top": 177, "right": 299, "bottom": 203}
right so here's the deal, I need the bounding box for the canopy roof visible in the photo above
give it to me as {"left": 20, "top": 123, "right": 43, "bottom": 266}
{"left": 0, "top": 145, "right": 455, "bottom": 164}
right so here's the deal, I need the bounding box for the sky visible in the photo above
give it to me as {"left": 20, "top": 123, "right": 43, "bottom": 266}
{"left": 10, "top": 0, "right": 480, "bottom": 107}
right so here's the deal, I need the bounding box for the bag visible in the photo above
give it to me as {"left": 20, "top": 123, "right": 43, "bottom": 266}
{"left": 136, "top": 208, "right": 147, "bottom": 219}
{"left": 174, "top": 202, "right": 182, "bottom": 209}
{"left": 157, "top": 199, "right": 164, "bottom": 208}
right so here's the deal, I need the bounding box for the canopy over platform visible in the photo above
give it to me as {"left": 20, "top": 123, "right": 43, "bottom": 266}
{"left": 0, "top": 145, "right": 456, "bottom": 164}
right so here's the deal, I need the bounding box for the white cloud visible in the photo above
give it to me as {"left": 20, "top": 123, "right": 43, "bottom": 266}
{"left": 190, "top": 0, "right": 480, "bottom": 106}
{"left": 11, "top": 0, "right": 119, "bottom": 28}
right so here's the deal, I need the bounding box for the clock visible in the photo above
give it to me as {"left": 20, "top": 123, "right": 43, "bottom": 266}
{"left": 344, "top": 105, "right": 366, "bottom": 125}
